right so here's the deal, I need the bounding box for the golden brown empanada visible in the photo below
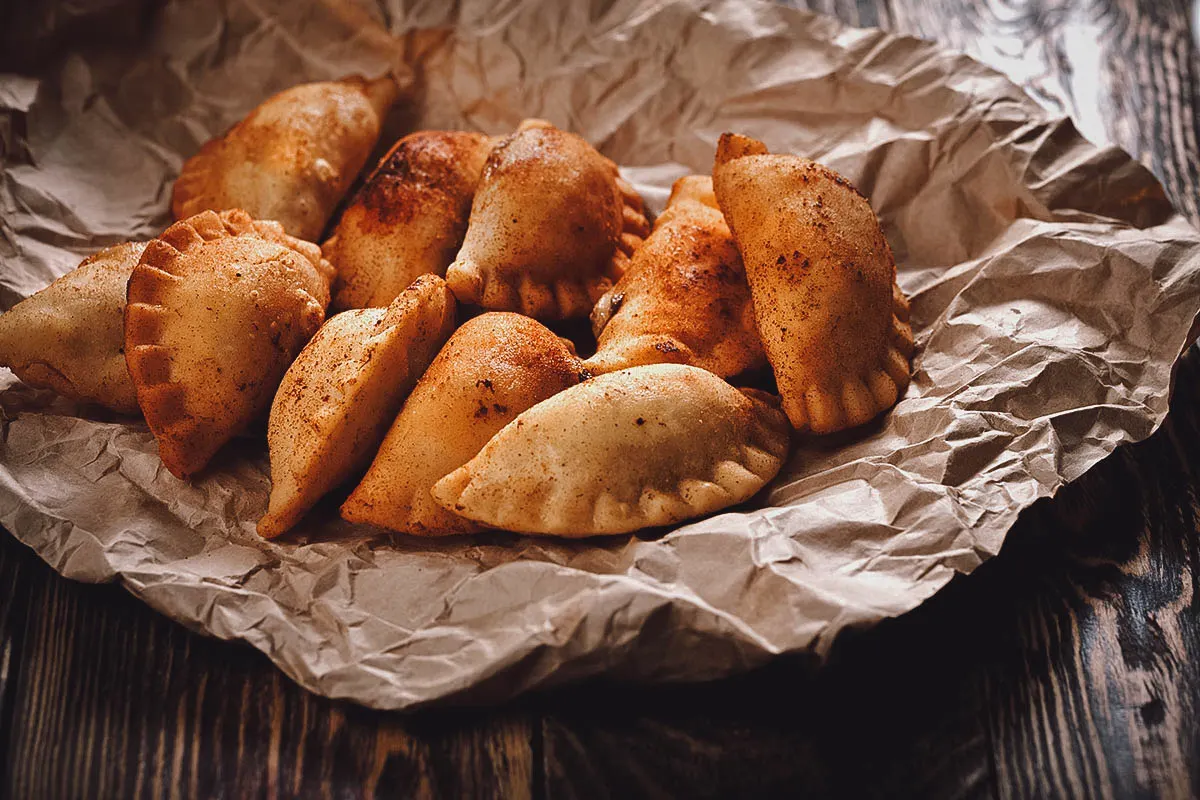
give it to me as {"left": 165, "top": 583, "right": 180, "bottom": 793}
{"left": 444, "top": 119, "right": 649, "bottom": 320}
{"left": 124, "top": 209, "right": 335, "bottom": 479}
{"left": 712, "top": 133, "right": 914, "bottom": 433}
{"left": 172, "top": 75, "right": 399, "bottom": 242}
{"left": 0, "top": 242, "right": 145, "bottom": 413}
{"left": 258, "top": 275, "right": 456, "bottom": 538}
{"left": 432, "top": 364, "right": 790, "bottom": 537}
{"left": 587, "top": 175, "right": 765, "bottom": 378}
{"left": 341, "top": 311, "right": 586, "bottom": 535}
{"left": 325, "top": 131, "right": 492, "bottom": 310}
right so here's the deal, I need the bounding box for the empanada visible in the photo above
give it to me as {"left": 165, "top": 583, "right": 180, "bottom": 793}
{"left": 341, "top": 312, "right": 586, "bottom": 535}
{"left": 325, "top": 131, "right": 492, "bottom": 310}
{"left": 172, "top": 75, "right": 399, "bottom": 242}
{"left": 258, "top": 275, "right": 456, "bottom": 538}
{"left": 712, "top": 133, "right": 914, "bottom": 433}
{"left": 444, "top": 119, "right": 649, "bottom": 320}
{"left": 587, "top": 175, "right": 765, "bottom": 378}
{"left": 124, "top": 209, "right": 335, "bottom": 479}
{"left": 432, "top": 363, "right": 790, "bottom": 537}
{"left": 0, "top": 242, "right": 145, "bottom": 413}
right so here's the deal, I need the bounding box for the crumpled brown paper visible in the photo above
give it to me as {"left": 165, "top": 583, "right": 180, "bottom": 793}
{"left": 2, "top": 0, "right": 1199, "bottom": 710}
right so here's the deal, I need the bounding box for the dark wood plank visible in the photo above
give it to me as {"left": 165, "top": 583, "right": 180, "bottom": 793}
{"left": 881, "top": 0, "right": 1200, "bottom": 226}
{"left": 537, "top": 622, "right": 994, "bottom": 800}
{"left": 0, "top": 524, "right": 32, "bottom": 793}
{"left": 803, "top": 0, "right": 893, "bottom": 28}
{"left": 976, "top": 350, "right": 1200, "bottom": 800}
{"left": 0, "top": 537, "right": 534, "bottom": 799}
{"left": 867, "top": 1, "right": 1200, "bottom": 796}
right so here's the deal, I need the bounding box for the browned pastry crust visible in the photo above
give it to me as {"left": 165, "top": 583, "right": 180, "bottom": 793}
{"left": 324, "top": 130, "right": 492, "bottom": 310}
{"left": 713, "top": 133, "right": 914, "bottom": 433}
{"left": 586, "top": 175, "right": 765, "bottom": 378}
{"left": 0, "top": 241, "right": 146, "bottom": 413}
{"left": 444, "top": 119, "right": 650, "bottom": 320}
{"left": 259, "top": 275, "right": 456, "bottom": 537}
{"left": 172, "top": 75, "right": 399, "bottom": 242}
{"left": 431, "top": 363, "right": 791, "bottom": 537}
{"left": 341, "top": 311, "right": 586, "bottom": 535}
{"left": 124, "top": 209, "right": 334, "bottom": 479}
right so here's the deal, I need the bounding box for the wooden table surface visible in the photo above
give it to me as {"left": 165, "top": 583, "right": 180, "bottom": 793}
{"left": 3, "top": 0, "right": 1200, "bottom": 797}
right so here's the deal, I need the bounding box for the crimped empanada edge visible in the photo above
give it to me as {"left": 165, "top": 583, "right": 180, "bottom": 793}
{"left": 124, "top": 215, "right": 223, "bottom": 478}
{"left": 784, "top": 284, "right": 915, "bottom": 433}
{"left": 430, "top": 387, "right": 790, "bottom": 537}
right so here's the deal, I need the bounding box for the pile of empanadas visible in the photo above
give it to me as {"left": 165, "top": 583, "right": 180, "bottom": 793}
{"left": 0, "top": 74, "right": 914, "bottom": 540}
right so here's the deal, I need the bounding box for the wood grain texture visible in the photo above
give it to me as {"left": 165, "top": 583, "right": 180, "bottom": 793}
{"left": 0, "top": 540, "right": 534, "bottom": 799}
{"left": 3, "top": 1, "right": 1200, "bottom": 798}
{"left": 878, "top": 0, "right": 1200, "bottom": 224}
{"left": 0, "top": 535, "right": 32, "bottom": 794}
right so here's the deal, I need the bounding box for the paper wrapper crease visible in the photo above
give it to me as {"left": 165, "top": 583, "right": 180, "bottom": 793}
{"left": 2, "top": 0, "right": 1200, "bottom": 710}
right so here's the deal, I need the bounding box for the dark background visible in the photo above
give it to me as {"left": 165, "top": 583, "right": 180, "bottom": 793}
{"left": 3, "top": 0, "right": 1200, "bottom": 797}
